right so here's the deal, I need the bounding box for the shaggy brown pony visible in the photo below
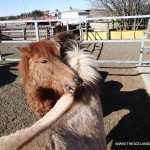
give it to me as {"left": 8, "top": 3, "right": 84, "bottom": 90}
{"left": 18, "top": 40, "right": 82, "bottom": 118}
{"left": 54, "top": 24, "right": 66, "bottom": 34}
{"left": 53, "top": 24, "right": 80, "bottom": 38}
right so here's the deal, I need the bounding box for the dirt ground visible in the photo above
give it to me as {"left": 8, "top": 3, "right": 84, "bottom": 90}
{"left": 0, "top": 42, "right": 150, "bottom": 150}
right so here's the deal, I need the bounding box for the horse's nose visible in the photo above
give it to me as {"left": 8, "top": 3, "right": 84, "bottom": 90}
{"left": 73, "top": 77, "right": 83, "bottom": 86}
{"left": 63, "top": 77, "right": 82, "bottom": 94}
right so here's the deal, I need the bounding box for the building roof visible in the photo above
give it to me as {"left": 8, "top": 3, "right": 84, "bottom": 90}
{"left": 61, "top": 9, "right": 91, "bottom": 13}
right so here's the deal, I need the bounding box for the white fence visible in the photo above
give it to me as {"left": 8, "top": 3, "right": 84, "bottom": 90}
{"left": 0, "top": 15, "right": 150, "bottom": 64}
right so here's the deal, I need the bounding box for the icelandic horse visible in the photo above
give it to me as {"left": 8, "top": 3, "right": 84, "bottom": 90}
{"left": 0, "top": 32, "right": 106, "bottom": 150}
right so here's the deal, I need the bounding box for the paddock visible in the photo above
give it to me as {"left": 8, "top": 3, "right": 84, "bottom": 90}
{"left": 0, "top": 15, "right": 150, "bottom": 149}
{"left": 0, "top": 41, "right": 150, "bottom": 150}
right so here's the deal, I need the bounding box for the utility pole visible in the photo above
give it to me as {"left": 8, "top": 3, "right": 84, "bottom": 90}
{"left": 22, "top": 0, "right": 26, "bottom": 18}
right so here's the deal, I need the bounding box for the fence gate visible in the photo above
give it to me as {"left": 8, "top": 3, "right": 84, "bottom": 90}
{"left": 1, "top": 15, "right": 150, "bottom": 64}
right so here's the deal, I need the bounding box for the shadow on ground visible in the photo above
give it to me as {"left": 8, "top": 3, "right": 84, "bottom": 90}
{"left": 102, "top": 80, "right": 150, "bottom": 150}
{"left": 0, "top": 62, "right": 18, "bottom": 87}
{"left": 1, "top": 53, "right": 14, "bottom": 57}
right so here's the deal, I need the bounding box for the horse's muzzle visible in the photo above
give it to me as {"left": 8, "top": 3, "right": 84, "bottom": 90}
{"left": 64, "top": 77, "right": 82, "bottom": 94}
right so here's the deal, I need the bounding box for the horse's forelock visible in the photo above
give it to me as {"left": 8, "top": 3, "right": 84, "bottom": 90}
{"left": 29, "top": 40, "right": 60, "bottom": 59}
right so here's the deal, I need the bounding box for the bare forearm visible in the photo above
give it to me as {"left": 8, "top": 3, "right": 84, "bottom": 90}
{"left": 0, "top": 94, "right": 73, "bottom": 150}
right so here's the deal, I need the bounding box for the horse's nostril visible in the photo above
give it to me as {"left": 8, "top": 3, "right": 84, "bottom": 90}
{"left": 73, "top": 77, "right": 82, "bottom": 85}
{"left": 64, "top": 84, "right": 70, "bottom": 90}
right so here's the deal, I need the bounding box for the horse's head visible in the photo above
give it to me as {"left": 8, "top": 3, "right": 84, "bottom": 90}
{"left": 18, "top": 40, "right": 82, "bottom": 94}
{"left": 53, "top": 24, "right": 66, "bottom": 35}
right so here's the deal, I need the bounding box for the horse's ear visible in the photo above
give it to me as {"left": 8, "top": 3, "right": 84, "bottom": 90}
{"left": 17, "top": 47, "right": 31, "bottom": 58}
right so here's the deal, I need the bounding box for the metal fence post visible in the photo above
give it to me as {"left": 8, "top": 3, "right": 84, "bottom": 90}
{"left": 79, "top": 21, "right": 82, "bottom": 41}
{"left": 49, "top": 21, "right": 51, "bottom": 26}
{"left": 106, "top": 22, "right": 110, "bottom": 40}
{"left": 147, "top": 19, "right": 150, "bottom": 39}
{"left": 85, "top": 20, "right": 88, "bottom": 40}
{"left": 35, "top": 21, "right": 40, "bottom": 41}
{"left": 46, "top": 27, "right": 50, "bottom": 40}
{"left": 139, "top": 32, "right": 145, "bottom": 65}
{"left": 66, "top": 20, "right": 69, "bottom": 31}
{"left": 22, "top": 28, "right": 26, "bottom": 40}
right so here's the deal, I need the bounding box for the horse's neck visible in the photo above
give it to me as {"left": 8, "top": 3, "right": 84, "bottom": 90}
{"left": 26, "top": 87, "right": 61, "bottom": 118}
{"left": 53, "top": 93, "right": 106, "bottom": 150}
{"left": 26, "top": 86, "right": 62, "bottom": 101}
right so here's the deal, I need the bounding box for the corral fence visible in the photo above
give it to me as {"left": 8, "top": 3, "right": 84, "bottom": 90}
{"left": 0, "top": 15, "right": 150, "bottom": 65}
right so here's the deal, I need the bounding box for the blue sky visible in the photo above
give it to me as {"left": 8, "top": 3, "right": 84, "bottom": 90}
{"left": 0, "top": 0, "right": 90, "bottom": 17}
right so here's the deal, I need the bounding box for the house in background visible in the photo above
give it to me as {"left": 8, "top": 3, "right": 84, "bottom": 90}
{"left": 60, "top": 10, "right": 90, "bottom": 24}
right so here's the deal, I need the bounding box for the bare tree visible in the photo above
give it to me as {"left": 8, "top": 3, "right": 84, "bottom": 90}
{"left": 88, "top": 0, "right": 150, "bottom": 30}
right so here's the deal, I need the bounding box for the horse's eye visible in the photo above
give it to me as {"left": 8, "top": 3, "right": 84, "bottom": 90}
{"left": 41, "top": 60, "right": 48, "bottom": 63}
